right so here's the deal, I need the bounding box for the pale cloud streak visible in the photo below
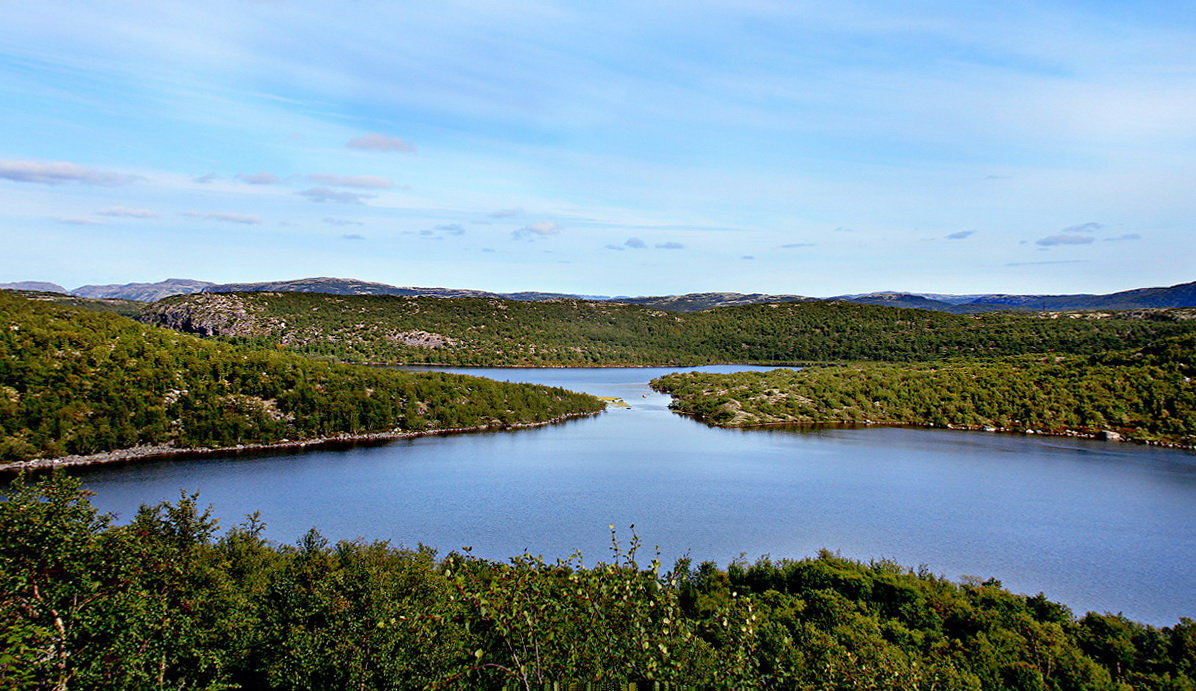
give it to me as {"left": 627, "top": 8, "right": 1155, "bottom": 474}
{"left": 54, "top": 217, "right": 105, "bottom": 226}
{"left": 512, "top": 221, "right": 560, "bottom": 240}
{"left": 307, "top": 173, "right": 395, "bottom": 189}
{"left": 347, "top": 133, "right": 416, "bottom": 152}
{"left": 1036, "top": 234, "right": 1095, "bottom": 247}
{"left": 297, "top": 187, "right": 375, "bottom": 204}
{"left": 97, "top": 206, "right": 157, "bottom": 218}
{"left": 235, "top": 172, "right": 280, "bottom": 185}
{"left": 0, "top": 159, "right": 135, "bottom": 185}
{"left": 184, "top": 211, "right": 263, "bottom": 225}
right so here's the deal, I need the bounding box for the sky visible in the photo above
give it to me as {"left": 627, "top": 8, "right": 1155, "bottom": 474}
{"left": 1, "top": 0, "right": 1193, "bottom": 297}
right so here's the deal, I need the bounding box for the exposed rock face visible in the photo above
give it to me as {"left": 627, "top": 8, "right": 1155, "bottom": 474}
{"left": 386, "top": 330, "right": 457, "bottom": 348}
{"left": 140, "top": 294, "right": 280, "bottom": 337}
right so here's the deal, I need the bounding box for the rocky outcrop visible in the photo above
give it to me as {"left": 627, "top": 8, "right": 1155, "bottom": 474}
{"left": 139, "top": 293, "right": 280, "bottom": 337}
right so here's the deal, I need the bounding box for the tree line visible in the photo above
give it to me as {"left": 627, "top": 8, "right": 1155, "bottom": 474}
{"left": 0, "top": 292, "right": 602, "bottom": 463}
{"left": 653, "top": 334, "right": 1196, "bottom": 446}
{"left": 140, "top": 291, "right": 1196, "bottom": 366}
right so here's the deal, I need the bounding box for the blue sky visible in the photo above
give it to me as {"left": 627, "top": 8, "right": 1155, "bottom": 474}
{"left": 1, "top": 1, "right": 1193, "bottom": 296}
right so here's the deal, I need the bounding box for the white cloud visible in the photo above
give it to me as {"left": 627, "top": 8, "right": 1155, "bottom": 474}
{"left": 297, "top": 187, "right": 374, "bottom": 204}
{"left": 236, "top": 172, "right": 280, "bottom": 184}
{"left": 0, "top": 159, "right": 135, "bottom": 185}
{"left": 54, "top": 217, "right": 105, "bottom": 226}
{"left": 97, "top": 206, "right": 158, "bottom": 218}
{"left": 307, "top": 173, "right": 395, "bottom": 189}
{"left": 512, "top": 221, "right": 560, "bottom": 240}
{"left": 346, "top": 133, "right": 416, "bottom": 152}
{"left": 184, "top": 211, "right": 262, "bottom": 225}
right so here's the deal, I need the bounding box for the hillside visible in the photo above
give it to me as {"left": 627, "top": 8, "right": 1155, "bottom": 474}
{"left": 653, "top": 334, "right": 1196, "bottom": 446}
{"left": 0, "top": 292, "right": 602, "bottom": 465}
{"left": 72, "top": 278, "right": 214, "bottom": 302}
{"left": 139, "top": 291, "right": 1196, "bottom": 367}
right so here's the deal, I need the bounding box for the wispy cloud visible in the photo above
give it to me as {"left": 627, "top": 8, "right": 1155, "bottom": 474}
{"left": 1006, "top": 260, "right": 1090, "bottom": 267}
{"left": 512, "top": 221, "right": 560, "bottom": 240}
{"left": 192, "top": 173, "right": 218, "bottom": 184}
{"left": 1104, "top": 233, "right": 1142, "bottom": 242}
{"left": 347, "top": 133, "right": 415, "bottom": 152}
{"left": 97, "top": 206, "right": 157, "bottom": 218}
{"left": 946, "top": 230, "right": 975, "bottom": 240}
{"left": 780, "top": 242, "right": 815, "bottom": 248}
{"left": 624, "top": 237, "right": 646, "bottom": 249}
{"left": 54, "top": 217, "right": 105, "bottom": 226}
{"left": 604, "top": 244, "right": 625, "bottom": 251}
{"left": 184, "top": 211, "right": 262, "bottom": 225}
{"left": 297, "top": 187, "right": 374, "bottom": 204}
{"left": 741, "top": 255, "right": 755, "bottom": 260}
{"left": 341, "top": 233, "right": 365, "bottom": 240}
{"left": 656, "top": 241, "right": 685, "bottom": 250}
{"left": 434, "top": 223, "right": 466, "bottom": 236}
{"left": 236, "top": 172, "right": 280, "bottom": 185}
{"left": 1036, "top": 234, "right": 1095, "bottom": 247}
{"left": 322, "top": 217, "right": 363, "bottom": 227}
{"left": 307, "top": 173, "right": 394, "bottom": 189}
{"left": 1063, "top": 222, "right": 1103, "bottom": 233}
{"left": 0, "top": 159, "right": 135, "bottom": 185}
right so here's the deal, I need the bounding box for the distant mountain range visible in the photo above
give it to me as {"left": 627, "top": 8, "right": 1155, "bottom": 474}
{"left": 3, "top": 276, "right": 1194, "bottom": 313}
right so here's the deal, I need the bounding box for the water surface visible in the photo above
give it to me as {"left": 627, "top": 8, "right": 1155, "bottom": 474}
{"left": 61, "top": 365, "right": 1196, "bottom": 626}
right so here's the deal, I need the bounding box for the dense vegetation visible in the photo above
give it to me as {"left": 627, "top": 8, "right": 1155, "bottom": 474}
{"left": 2, "top": 475, "right": 1193, "bottom": 689}
{"left": 140, "top": 291, "right": 1196, "bottom": 366}
{"left": 2, "top": 289, "right": 143, "bottom": 317}
{"left": 654, "top": 334, "right": 1196, "bottom": 446}
{"left": 0, "top": 292, "right": 602, "bottom": 463}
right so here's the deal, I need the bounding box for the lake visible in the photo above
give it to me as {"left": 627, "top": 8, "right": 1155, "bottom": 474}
{"left": 62, "top": 365, "right": 1196, "bottom": 627}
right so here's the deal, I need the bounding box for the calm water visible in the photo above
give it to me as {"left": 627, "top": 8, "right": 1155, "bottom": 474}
{"left": 56, "top": 365, "right": 1196, "bottom": 626}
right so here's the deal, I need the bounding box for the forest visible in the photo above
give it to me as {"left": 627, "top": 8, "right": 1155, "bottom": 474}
{"left": 0, "top": 292, "right": 602, "bottom": 464}
{"left": 140, "top": 291, "right": 1196, "bottom": 366}
{"left": 653, "top": 334, "right": 1196, "bottom": 446}
{"left": 2, "top": 474, "right": 1194, "bottom": 689}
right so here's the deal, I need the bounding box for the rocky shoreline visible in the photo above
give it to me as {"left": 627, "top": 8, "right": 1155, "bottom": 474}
{"left": 0, "top": 410, "right": 602, "bottom": 474}
{"left": 674, "top": 413, "right": 1195, "bottom": 451}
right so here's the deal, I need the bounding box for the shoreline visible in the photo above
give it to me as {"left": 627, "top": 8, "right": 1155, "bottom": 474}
{"left": 673, "top": 412, "right": 1196, "bottom": 451}
{"left": 0, "top": 410, "right": 602, "bottom": 474}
